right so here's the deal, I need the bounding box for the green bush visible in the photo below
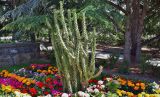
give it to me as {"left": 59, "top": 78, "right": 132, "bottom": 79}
{"left": 150, "top": 64, "right": 160, "bottom": 78}
{"left": 118, "top": 61, "right": 130, "bottom": 74}
{"left": 139, "top": 55, "right": 151, "bottom": 74}
{"left": 96, "top": 53, "right": 119, "bottom": 69}
{"left": 106, "top": 80, "right": 120, "bottom": 92}
{"left": 108, "top": 53, "right": 119, "bottom": 69}
{"left": 49, "top": 50, "right": 56, "bottom": 64}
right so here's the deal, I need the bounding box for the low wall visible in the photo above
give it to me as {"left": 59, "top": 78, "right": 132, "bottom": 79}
{"left": 0, "top": 42, "right": 40, "bottom": 66}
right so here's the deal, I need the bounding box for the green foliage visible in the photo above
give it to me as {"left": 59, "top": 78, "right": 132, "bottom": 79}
{"left": 3, "top": 15, "right": 48, "bottom": 32}
{"left": 106, "top": 91, "right": 119, "bottom": 97}
{"left": 49, "top": 50, "right": 57, "bottom": 64}
{"left": 0, "top": 39, "right": 13, "bottom": 44}
{"left": 96, "top": 53, "right": 119, "bottom": 69}
{"left": 1, "top": 0, "right": 125, "bottom": 45}
{"left": 0, "top": 64, "right": 29, "bottom": 72}
{"left": 150, "top": 64, "right": 160, "bottom": 78}
{"left": 139, "top": 54, "right": 151, "bottom": 74}
{"left": 0, "top": 0, "right": 49, "bottom": 22}
{"left": 118, "top": 61, "right": 130, "bottom": 74}
{"left": 0, "top": 92, "right": 15, "bottom": 97}
{"left": 108, "top": 53, "right": 120, "bottom": 69}
{"left": 106, "top": 80, "right": 120, "bottom": 92}
{"left": 97, "top": 32, "right": 124, "bottom": 45}
{"left": 90, "top": 92, "right": 106, "bottom": 97}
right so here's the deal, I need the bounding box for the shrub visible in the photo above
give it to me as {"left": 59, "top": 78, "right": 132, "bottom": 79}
{"left": 139, "top": 55, "right": 151, "bottom": 74}
{"left": 118, "top": 61, "right": 130, "bottom": 74}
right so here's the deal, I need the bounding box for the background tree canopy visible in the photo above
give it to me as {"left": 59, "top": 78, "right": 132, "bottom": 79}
{"left": 0, "top": 0, "right": 159, "bottom": 64}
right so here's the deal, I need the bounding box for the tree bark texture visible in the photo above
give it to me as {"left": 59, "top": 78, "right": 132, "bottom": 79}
{"left": 124, "top": 0, "right": 147, "bottom": 64}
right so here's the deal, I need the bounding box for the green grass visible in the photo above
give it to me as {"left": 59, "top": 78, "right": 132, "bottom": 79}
{"left": 0, "top": 64, "right": 29, "bottom": 72}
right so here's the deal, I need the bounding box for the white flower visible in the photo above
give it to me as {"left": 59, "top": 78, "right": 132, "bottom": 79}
{"left": 153, "top": 82, "right": 159, "bottom": 89}
{"left": 100, "top": 85, "right": 105, "bottom": 89}
{"left": 106, "top": 78, "right": 112, "bottom": 82}
{"left": 93, "top": 85, "right": 97, "bottom": 88}
{"left": 101, "top": 94, "right": 106, "bottom": 97}
{"left": 94, "top": 88, "right": 99, "bottom": 93}
{"left": 84, "top": 93, "right": 90, "bottom": 97}
{"left": 78, "top": 91, "right": 85, "bottom": 97}
{"left": 87, "top": 88, "right": 94, "bottom": 93}
{"left": 45, "top": 94, "right": 52, "bottom": 97}
{"left": 14, "top": 91, "right": 21, "bottom": 96}
{"left": 14, "top": 91, "right": 31, "bottom": 97}
{"left": 98, "top": 80, "right": 104, "bottom": 85}
{"left": 61, "top": 93, "right": 69, "bottom": 97}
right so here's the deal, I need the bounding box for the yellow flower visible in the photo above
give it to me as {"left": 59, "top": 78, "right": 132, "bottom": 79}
{"left": 5, "top": 85, "right": 13, "bottom": 92}
{"left": 1, "top": 84, "right": 6, "bottom": 91}
{"left": 116, "top": 90, "right": 122, "bottom": 96}
{"left": 144, "top": 94, "right": 149, "bottom": 97}
{"left": 155, "top": 89, "right": 160, "bottom": 94}
{"left": 1, "top": 85, "right": 13, "bottom": 93}
{"left": 121, "top": 90, "right": 126, "bottom": 94}
{"left": 138, "top": 94, "right": 143, "bottom": 97}
{"left": 154, "top": 94, "right": 160, "bottom": 97}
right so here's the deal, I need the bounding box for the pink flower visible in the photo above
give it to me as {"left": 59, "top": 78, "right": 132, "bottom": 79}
{"left": 53, "top": 80, "right": 58, "bottom": 85}
{"left": 61, "top": 93, "right": 69, "bottom": 97}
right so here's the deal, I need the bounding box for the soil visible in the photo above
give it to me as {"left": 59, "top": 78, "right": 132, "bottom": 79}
{"left": 96, "top": 44, "right": 160, "bottom": 83}
{"left": 103, "top": 67, "right": 160, "bottom": 84}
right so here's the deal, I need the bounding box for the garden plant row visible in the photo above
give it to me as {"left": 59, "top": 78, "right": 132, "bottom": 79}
{"left": 0, "top": 64, "right": 159, "bottom": 97}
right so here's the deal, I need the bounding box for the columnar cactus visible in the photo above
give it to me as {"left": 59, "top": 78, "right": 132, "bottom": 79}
{"left": 48, "top": 1, "right": 103, "bottom": 93}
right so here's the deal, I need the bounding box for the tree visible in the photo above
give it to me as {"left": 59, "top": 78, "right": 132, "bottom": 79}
{"left": 104, "top": 0, "right": 160, "bottom": 64}
{"left": 1, "top": 0, "right": 159, "bottom": 64}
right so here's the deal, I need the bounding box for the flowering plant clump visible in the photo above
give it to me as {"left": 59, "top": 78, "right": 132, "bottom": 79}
{"left": 0, "top": 64, "right": 62, "bottom": 96}
{"left": 0, "top": 64, "right": 160, "bottom": 97}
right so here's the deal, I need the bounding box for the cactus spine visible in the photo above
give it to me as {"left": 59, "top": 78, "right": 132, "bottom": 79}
{"left": 50, "top": 1, "right": 103, "bottom": 93}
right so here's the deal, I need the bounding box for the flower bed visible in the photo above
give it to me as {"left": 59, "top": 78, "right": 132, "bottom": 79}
{"left": 0, "top": 64, "right": 159, "bottom": 97}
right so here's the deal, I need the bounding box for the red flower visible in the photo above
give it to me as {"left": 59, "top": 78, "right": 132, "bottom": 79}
{"left": 46, "top": 77, "right": 52, "bottom": 83}
{"left": 36, "top": 82, "right": 44, "bottom": 88}
{"left": 58, "top": 87, "right": 63, "bottom": 91}
{"left": 21, "top": 89, "right": 28, "bottom": 93}
{"left": 44, "top": 91, "right": 49, "bottom": 95}
{"left": 88, "top": 79, "right": 98, "bottom": 83}
{"left": 29, "top": 88, "right": 37, "bottom": 95}
{"left": 103, "top": 77, "right": 107, "bottom": 81}
{"left": 88, "top": 79, "right": 93, "bottom": 83}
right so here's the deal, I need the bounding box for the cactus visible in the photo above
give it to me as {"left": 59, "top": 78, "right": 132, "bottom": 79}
{"left": 49, "top": 1, "right": 103, "bottom": 93}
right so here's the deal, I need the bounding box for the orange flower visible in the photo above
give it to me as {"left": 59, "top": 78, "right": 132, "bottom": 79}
{"left": 134, "top": 86, "right": 139, "bottom": 90}
{"left": 128, "top": 81, "right": 134, "bottom": 87}
{"left": 127, "top": 92, "right": 134, "bottom": 97}
{"left": 141, "top": 86, "right": 145, "bottom": 90}
{"left": 48, "top": 70, "right": 51, "bottom": 73}
{"left": 121, "top": 80, "right": 127, "bottom": 85}
{"left": 31, "top": 80, "right": 36, "bottom": 84}
{"left": 140, "top": 83, "right": 145, "bottom": 87}
{"left": 22, "top": 79, "right": 27, "bottom": 83}
{"left": 136, "top": 83, "right": 140, "bottom": 86}
{"left": 26, "top": 82, "right": 31, "bottom": 86}
{"left": 37, "top": 70, "right": 41, "bottom": 72}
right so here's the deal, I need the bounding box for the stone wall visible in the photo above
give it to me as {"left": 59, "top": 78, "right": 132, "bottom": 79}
{"left": 0, "top": 42, "right": 40, "bottom": 66}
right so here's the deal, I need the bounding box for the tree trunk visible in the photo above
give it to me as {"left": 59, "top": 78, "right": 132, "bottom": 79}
{"left": 130, "top": 0, "right": 140, "bottom": 64}
{"left": 124, "top": 0, "right": 147, "bottom": 65}
{"left": 136, "top": 0, "right": 147, "bottom": 63}
{"left": 124, "top": 0, "right": 131, "bottom": 64}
